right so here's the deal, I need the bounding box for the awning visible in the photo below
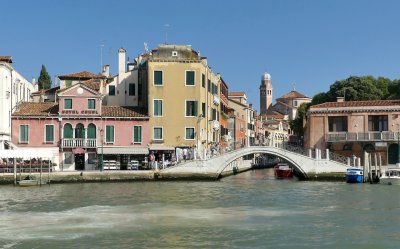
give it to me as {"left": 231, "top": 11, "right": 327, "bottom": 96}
{"left": 149, "top": 145, "right": 175, "bottom": 151}
{"left": 97, "top": 146, "right": 149, "bottom": 155}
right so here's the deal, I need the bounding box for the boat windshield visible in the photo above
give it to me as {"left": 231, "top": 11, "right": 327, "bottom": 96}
{"left": 386, "top": 170, "right": 400, "bottom": 177}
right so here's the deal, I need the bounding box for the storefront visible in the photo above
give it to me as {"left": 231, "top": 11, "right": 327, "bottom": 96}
{"left": 97, "top": 147, "right": 149, "bottom": 170}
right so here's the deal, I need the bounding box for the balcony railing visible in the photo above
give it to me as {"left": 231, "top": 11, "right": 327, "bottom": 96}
{"left": 61, "top": 138, "right": 97, "bottom": 148}
{"left": 326, "top": 131, "right": 398, "bottom": 142}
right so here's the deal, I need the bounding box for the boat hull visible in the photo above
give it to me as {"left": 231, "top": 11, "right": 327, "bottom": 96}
{"left": 274, "top": 164, "right": 293, "bottom": 178}
{"left": 346, "top": 168, "right": 364, "bottom": 183}
{"left": 380, "top": 178, "right": 400, "bottom": 185}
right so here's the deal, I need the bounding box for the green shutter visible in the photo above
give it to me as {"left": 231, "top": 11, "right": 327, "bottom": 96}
{"left": 194, "top": 101, "right": 198, "bottom": 116}
{"left": 134, "top": 126, "right": 142, "bottom": 143}
{"left": 109, "top": 86, "right": 115, "bottom": 96}
{"left": 63, "top": 124, "right": 73, "bottom": 138}
{"left": 87, "top": 124, "right": 96, "bottom": 139}
{"left": 46, "top": 125, "right": 54, "bottom": 142}
{"left": 154, "top": 71, "right": 163, "bottom": 85}
{"left": 106, "top": 125, "right": 114, "bottom": 142}
{"left": 186, "top": 71, "right": 195, "bottom": 85}
{"left": 20, "top": 125, "right": 28, "bottom": 142}
{"left": 65, "top": 99, "right": 72, "bottom": 109}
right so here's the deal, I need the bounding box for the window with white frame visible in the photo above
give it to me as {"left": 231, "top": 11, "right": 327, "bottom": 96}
{"left": 106, "top": 125, "right": 115, "bottom": 143}
{"left": 153, "top": 127, "right": 163, "bottom": 140}
{"left": 154, "top": 70, "right": 163, "bottom": 85}
{"left": 88, "top": 99, "right": 96, "bottom": 109}
{"left": 185, "top": 127, "right": 195, "bottom": 140}
{"left": 64, "top": 99, "right": 72, "bottom": 109}
{"left": 45, "top": 124, "right": 54, "bottom": 143}
{"left": 185, "top": 100, "right": 198, "bottom": 117}
{"left": 153, "top": 99, "right": 163, "bottom": 116}
{"left": 185, "top": 71, "right": 195, "bottom": 86}
{"left": 19, "top": 125, "right": 29, "bottom": 143}
{"left": 133, "top": 126, "right": 142, "bottom": 144}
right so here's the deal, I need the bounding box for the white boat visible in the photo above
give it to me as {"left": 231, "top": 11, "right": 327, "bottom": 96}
{"left": 380, "top": 167, "right": 400, "bottom": 185}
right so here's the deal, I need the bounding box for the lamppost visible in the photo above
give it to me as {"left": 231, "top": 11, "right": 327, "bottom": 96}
{"left": 99, "top": 128, "right": 104, "bottom": 171}
{"left": 397, "top": 124, "right": 400, "bottom": 167}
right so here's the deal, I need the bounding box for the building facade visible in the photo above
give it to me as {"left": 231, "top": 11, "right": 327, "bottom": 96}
{"left": 0, "top": 56, "right": 36, "bottom": 150}
{"left": 304, "top": 99, "right": 400, "bottom": 165}
{"left": 139, "top": 44, "right": 221, "bottom": 160}
{"left": 12, "top": 82, "right": 150, "bottom": 171}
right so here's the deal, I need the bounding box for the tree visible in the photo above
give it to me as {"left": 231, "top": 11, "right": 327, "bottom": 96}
{"left": 38, "top": 64, "right": 52, "bottom": 90}
{"left": 311, "top": 92, "right": 331, "bottom": 105}
{"left": 290, "top": 102, "right": 310, "bottom": 138}
{"left": 328, "top": 76, "right": 384, "bottom": 101}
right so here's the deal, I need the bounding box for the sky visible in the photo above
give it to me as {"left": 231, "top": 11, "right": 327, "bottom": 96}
{"left": 2, "top": 0, "right": 400, "bottom": 112}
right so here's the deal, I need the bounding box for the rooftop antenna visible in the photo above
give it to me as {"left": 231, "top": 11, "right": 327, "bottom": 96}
{"left": 164, "top": 24, "right": 170, "bottom": 44}
{"left": 100, "top": 41, "right": 105, "bottom": 71}
{"left": 144, "top": 42, "right": 149, "bottom": 53}
{"left": 292, "top": 82, "right": 297, "bottom": 91}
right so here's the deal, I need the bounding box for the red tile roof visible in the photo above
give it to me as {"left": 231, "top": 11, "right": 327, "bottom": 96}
{"left": 0, "top": 56, "right": 12, "bottom": 63}
{"left": 82, "top": 79, "right": 101, "bottom": 91}
{"left": 311, "top": 100, "right": 400, "bottom": 109}
{"left": 32, "top": 86, "right": 60, "bottom": 95}
{"left": 102, "top": 106, "right": 148, "bottom": 118}
{"left": 278, "top": 90, "right": 309, "bottom": 99}
{"left": 58, "top": 71, "right": 105, "bottom": 80}
{"left": 12, "top": 102, "right": 58, "bottom": 116}
{"left": 229, "top": 91, "right": 246, "bottom": 97}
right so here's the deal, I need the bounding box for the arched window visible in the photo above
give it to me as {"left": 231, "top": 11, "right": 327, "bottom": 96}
{"left": 75, "top": 123, "right": 85, "bottom": 139}
{"left": 363, "top": 144, "right": 375, "bottom": 152}
{"left": 63, "top": 123, "right": 73, "bottom": 138}
{"left": 87, "top": 124, "right": 96, "bottom": 139}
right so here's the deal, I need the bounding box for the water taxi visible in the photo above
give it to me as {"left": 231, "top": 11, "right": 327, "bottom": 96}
{"left": 380, "top": 167, "right": 400, "bottom": 185}
{"left": 345, "top": 167, "right": 364, "bottom": 183}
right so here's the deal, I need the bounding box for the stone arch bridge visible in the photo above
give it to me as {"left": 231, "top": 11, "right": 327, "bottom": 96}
{"left": 159, "top": 145, "right": 350, "bottom": 180}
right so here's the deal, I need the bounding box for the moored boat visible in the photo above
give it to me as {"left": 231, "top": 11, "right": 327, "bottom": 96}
{"left": 17, "top": 176, "right": 48, "bottom": 187}
{"left": 274, "top": 163, "right": 293, "bottom": 178}
{"left": 380, "top": 167, "right": 400, "bottom": 185}
{"left": 345, "top": 167, "right": 364, "bottom": 183}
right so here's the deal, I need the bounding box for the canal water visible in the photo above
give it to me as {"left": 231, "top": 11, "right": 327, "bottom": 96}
{"left": 1, "top": 168, "right": 399, "bottom": 249}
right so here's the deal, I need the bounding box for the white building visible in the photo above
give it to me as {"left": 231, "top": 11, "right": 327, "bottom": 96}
{"left": 105, "top": 48, "right": 140, "bottom": 107}
{"left": 0, "top": 56, "right": 36, "bottom": 150}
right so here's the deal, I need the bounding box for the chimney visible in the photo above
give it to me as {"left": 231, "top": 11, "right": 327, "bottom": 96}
{"left": 118, "top": 47, "right": 126, "bottom": 74}
{"left": 337, "top": 97, "right": 345, "bottom": 102}
{"left": 102, "top": 64, "right": 110, "bottom": 77}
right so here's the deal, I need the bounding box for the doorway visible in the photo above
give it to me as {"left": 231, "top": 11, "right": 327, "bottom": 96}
{"left": 388, "top": 144, "right": 399, "bottom": 165}
{"left": 75, "top": 154, "right": 85, "bottom": 170}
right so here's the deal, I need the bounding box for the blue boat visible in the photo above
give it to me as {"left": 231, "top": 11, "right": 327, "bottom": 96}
{"left": 346, "top": 167, "right": 364, "bottom": 183}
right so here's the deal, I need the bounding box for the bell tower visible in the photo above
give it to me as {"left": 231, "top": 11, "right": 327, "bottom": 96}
{"left": 260, "top": 72, "right": 272, "bottom": 115}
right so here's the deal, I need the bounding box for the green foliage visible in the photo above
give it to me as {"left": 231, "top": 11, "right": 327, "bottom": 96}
{"left": 290, "top": 102, "right": 310, "bottom": 137}
{"left": 38, "top": 64, "right": 52, "bottom": 90}
{"left": 311, "top": 75, "right": 400, "bottom": 105}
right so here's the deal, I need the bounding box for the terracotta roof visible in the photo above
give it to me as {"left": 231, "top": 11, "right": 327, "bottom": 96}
{"left": 311, "top": 100, "right": 400, "bottom": 109}
{"left": 12, "top": 102, "right": 58, "bottom": 117}
{"left": 82, "top": 79, "right": 101, "bottom": 91}
{"left": 229, "top": 91, "right": 246, "bottom": 97}
{"left": 0, "top": 56, "right": 12, "bottom": 63}
{"left": 102, "top": 106, "right": 148, "bottom": 118}
{"left": 32, "top": 86, "right": 60, "bottom": 95}
{"left": 58, "top": 71, "right": 105, "bottom": 80}
{"left": 278, "top": 90, "right": 309, "bottom": 99}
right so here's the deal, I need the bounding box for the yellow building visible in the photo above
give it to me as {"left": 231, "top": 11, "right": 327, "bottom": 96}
{"left": 140, "top": 44, "right": 221, "bottom": 159}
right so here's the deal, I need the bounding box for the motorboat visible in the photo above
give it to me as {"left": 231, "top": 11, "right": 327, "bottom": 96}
{"left": 380, "top": 167, "right": 400, "bottom": 185}
{"left": 345, "top": 167, "right": 364, "bottom": 183}
{"left": 17, "top": 176, "right": 48, "bottom": 187}
{"left": 274, "top": 163, "right": 293, "bottom": 178}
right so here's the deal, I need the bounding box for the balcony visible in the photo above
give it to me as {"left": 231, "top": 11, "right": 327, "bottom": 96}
{"left": 61, "top": 138, "right": 97, "bottom": 148}
{"left": 326, "top": 131, "right": 397, "bottom": 142}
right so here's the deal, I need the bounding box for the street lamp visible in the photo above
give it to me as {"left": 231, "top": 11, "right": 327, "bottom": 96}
{"left": 397, "top": 124, "right": 400, "bottom": 167}
{"left": 99, "top": 128, "right": 104, "bottom": 171}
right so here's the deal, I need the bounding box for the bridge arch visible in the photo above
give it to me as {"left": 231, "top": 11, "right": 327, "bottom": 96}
{"left": 211, "top": 146, "right": 308, "bottom": 179}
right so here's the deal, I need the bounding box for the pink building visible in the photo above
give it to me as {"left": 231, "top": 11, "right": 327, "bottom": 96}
{"left": 12, "top": 83, "right": 150, "bottom": 171}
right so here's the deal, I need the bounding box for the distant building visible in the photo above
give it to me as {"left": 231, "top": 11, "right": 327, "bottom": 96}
{"left": 0, "top": 56, "right": 36, "bottom": 150}
{"left": 304, "top": 99, "right": 400, "bottom": 165}
{"left": 274, "top": 90, "right": 311, "bottom": 120}
{"left": 259, "top": 72, "right": 273, "bottom": 115}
